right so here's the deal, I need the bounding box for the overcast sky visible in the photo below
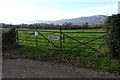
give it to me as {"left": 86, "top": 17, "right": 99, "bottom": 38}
{"left": 0, "top": 0, "right": 119, "bottom": 24}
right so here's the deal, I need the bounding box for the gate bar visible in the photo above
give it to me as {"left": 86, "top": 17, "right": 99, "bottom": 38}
{"left": 38, "top": 31, "right": 59, "bottom": 49}
{"left": 63, "top": 33, "right": 99, "bottom": 52}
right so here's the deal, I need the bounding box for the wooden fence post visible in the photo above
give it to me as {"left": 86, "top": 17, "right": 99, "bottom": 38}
{"left": 62, "top": 34, "right": 65, "bottom": 43}
{"left": 36, "top": 35, "right": 38, "bottom": 47}
{"left": 60, "top": 26, "right": 62, "bottom": 51}
{"left": 16, "top": 27, "right": 19, "bottom": 44}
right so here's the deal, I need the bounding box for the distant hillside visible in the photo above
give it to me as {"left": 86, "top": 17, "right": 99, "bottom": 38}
{"left": 0, "top": 15, "right": 108, "bottom": 25}
{"left": 32, "top": 15, "right": 108, "bottom": 25}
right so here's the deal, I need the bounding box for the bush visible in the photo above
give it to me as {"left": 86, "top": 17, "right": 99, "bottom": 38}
{"left": 106, "top": 14, "right": 120, "bottom": 59}
{"left": 2, "top": 28, "right": 16, "bottom": 51}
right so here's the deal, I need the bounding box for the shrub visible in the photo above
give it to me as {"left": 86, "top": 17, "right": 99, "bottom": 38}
{"left": 106, "top": 14, "right": 120, "bottom": 59}
{"left": 2, "top": 28, "right": 16, "bottom": 51}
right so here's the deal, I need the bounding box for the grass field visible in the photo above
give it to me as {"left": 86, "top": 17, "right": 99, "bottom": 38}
{"left": 3, "top": 28, "right": 120, "bottom": 74}
{"left": 18, "top": 28, "right": 107, "bottom": 53}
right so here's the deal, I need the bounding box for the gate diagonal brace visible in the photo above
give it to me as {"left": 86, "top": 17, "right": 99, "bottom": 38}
{"left": 20, "top": 32, "right": 34, "bottom": 43}
{"left": 63, "top": 33, "right": 99, "bottom": 52}
{"left": 71, "top": 34, "right": 108, "bottom": 50}
{"left": 84, "top": 34, "right": 108, "bottom": 44}
{"left": 38, "top": 31, "right": 59, "bottom": 49}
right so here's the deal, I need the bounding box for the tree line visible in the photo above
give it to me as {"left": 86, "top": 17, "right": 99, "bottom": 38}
{"left": 29, "top": 22, "right": 104, "bottom": 30}
{"left": 1, "top": 22, "right": 104, "bottom": 30}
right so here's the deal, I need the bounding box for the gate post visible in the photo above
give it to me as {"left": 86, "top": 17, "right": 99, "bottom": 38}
{"left": 35, "top": 28, "right": 38, "bottom": 48}
{"left": 36, "top": 35, "right": 38, "bottom": 47}
{"left": 16, "top": 26, "right": 19, "bottom": 44}
{"left": 60, "top": 26, "right": 62, "bottom": 51}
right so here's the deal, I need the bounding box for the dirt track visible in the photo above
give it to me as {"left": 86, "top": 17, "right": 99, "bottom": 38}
{"left": 2, "top": 59, "right": 118, "bottom": 78}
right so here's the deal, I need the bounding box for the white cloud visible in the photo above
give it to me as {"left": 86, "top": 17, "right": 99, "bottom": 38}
{"left": 18, "top": 0, "right": 119, "bottom": 3}
{"left": 83, "top": 3, "right": 117, "bottom": 11}
{"left": 0, "top": 0, "right": 81, "bottom": 23}
{"left": 68, "top": 3, "right": 118, "bottom": 17}
{"left": 0, "top": 0, "right": 118, "bottom": 24}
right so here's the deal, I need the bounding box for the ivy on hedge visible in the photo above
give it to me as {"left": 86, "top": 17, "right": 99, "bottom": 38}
{"left": 106, "top": 14, "right": 120, "bottom": 59}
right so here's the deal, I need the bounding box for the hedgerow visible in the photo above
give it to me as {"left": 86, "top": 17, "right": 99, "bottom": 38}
{"left": 2, "top": 28, "right": 16, "bottom": 51}
{"left": 106, "top": 14, "right": 120, "bottom": 59}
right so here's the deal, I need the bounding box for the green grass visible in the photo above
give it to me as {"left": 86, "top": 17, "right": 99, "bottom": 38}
{"left": 7, "top": 45, "right": 120, "bottom": 75}
{"left": 18, "top": 28, "right": 107, "bottom": 53}
{"left": 3, "top": 28, "right": 120, "bottom": 75}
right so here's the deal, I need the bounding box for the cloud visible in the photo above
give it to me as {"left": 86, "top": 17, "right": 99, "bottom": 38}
{"left": 71, "top": 3, "right": 118, "bottom": 17}
{"left": 83, "top": 3, "right": 117, "bottom": 11}
{"left": 0, "top": 0, "right": 118, "bottom": 24}
{"left": 0, "top": 1, "right": 71, "bottom": 23}
{"left": 20, "top": 0, "right": 119, "bottom": 3}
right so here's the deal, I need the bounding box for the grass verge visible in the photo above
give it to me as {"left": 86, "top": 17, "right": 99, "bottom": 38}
{"left": 3, "top": 45, "right": 120, "bottom": 75}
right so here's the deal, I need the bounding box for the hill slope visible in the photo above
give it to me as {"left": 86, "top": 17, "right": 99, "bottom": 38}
{"left": 34, "top": 15, "right": 108, "bottom": 25}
